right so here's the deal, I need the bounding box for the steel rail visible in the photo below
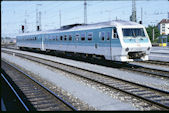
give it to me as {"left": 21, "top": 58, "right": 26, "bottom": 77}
{"left": 137, "top": 60, "right": 169, "bottom": 67}
{"left": 122, "top": 62, "right": 169, "bottom": 79}
{"left": 1, "top": 73, "right": 30, "bottom": 111}
{"left": 151, "top": 52, "right": 169, "bottom": 55}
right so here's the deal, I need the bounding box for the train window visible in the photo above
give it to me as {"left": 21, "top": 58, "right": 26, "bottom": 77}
{"left": 100, "top": 32, "right": 105, "bottom": 41}
{"left": 113, "top": 28, "right": 119, "bottom": 39}
{"left": 49, "top": 36, "right": 52, "bottom": 41}
{"left": 69, "top": 35, "right": 72, "bottom": 41}
{"left": 88, "top": 32, "right": 93, "bottom": 41}
{"left": 35, "top": 37, "right": 37, "bottom": 40}
{"left": 75, "top": 33, "right": 80, "bottom": 41}
{"left": 81, "top": 33, "right": 85, "bottom": 41}
{"left": 60, "top": 36, "right": 63, "bottom": 41}
{"left": 44, "top": 36, "right": 46, "bottom": 40}
{"left": 107, "top": 32, "right": 110, "bottom": 40}
{"left": 64, "top": 35, "right": 67, "bottom": 41}
{"left": 52, "top": 35, "right": 55, "bottom": 40}
{"left": 56, "top": 36, "right": 58, "bottom": 41}
{"left": 122, "top": 28, "right": 145, "bottom": 37}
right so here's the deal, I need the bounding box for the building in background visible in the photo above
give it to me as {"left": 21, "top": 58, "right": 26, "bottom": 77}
{"left": 1, "top": 37, "right": 16, "bottom": 45}
{"left": 157, "top": 19, "right": 169, "bottom": 35}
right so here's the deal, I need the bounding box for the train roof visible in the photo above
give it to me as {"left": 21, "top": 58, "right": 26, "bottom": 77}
{"left": 17, "top": 20, "right": 144, "bottom": 36}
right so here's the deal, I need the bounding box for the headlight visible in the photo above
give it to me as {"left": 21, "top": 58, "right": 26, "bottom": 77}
{"left": 147, "top": 47, "right": 150, "bottom": 50}
{"left": 125, "top": 47, "right": 129, "bottom": 51}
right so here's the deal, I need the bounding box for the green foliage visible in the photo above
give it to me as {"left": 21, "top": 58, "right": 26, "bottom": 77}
{"left": 146, "top": 25, "right": 161, "bottom": 43}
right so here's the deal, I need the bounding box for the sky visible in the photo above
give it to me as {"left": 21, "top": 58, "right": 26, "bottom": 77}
{"left": 1, "top": 0, "right": 169, "bottom": 38}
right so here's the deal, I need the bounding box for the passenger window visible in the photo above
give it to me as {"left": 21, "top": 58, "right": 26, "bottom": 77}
{"left": 53, "top": 36, "right": 55, "bottom": 40}
{"left": 45, "top": 36, "right": 48, "bottom": 41}
{"left": 101, "top": 32, "right": 105, "bottom": 41}
{"left": 81, "top": 33, "right": 85, "bottom": 41}
{"left": 107, "top": 32, "right": 110, "bottom": 40}
{"left": 56, "top": 36, "right": 58, "bottom": 41}
{"left": 60, "top": 36, "right": 63, "bottom": 40}
{"left": 88, "top": 32, "right": 93, "bottom": 41}
{"left": 49, "top": 36, "right": 53, "bottom": 41}
{"left": 75, "top": 33, "right": 80, "bottom": 41}
{"left": 69, "top": 35, "right": 72, "bottom": 41}
{"left": 64, "top": 35, "right": 67, "bottom": 41}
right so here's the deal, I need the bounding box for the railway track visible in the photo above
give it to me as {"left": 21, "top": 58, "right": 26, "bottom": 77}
{"left": 2, "top": 50, "right": 169, "bottom": 110}
{"left": 137, "top": 60, "right": 169, "bottom": 67}
{"left": 1, "top": 60, "right": 77, "bottom": 111}
{"left": 121, "top": 62, "right": 169, "bottom": 79}
{"left": 151, "top": 52, "right": 169, "bottom": 56}
{"left": 2, "top": 48, "right": 169, "bottom": 79}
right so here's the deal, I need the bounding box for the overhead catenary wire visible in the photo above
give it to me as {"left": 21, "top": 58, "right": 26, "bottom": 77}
{"left": 2, "top": 1, "right": 168, "bottom": 38}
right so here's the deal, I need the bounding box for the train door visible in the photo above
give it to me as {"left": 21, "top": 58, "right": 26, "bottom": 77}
{"left": 110, "top": 27, "right": 120, "bottom": 60}
{"left": 75, "top": 33, "right": 80, "bottom": 51}
{"left": 41, "top": 35, "right": 45, "bottom": 51}
{"left": 108, "top": 31, "right": 112, "bottom": 60}
{"left": 99, "top": 29, "right": 112, "bottom": 60}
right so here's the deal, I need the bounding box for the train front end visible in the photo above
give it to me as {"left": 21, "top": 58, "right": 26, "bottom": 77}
{"left": 117, "top": 24, "right": 152, "bottom": 61}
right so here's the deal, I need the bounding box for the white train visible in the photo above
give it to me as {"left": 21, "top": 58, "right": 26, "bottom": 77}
{"left": 16, "top": 20, "right": 152, "bottom": 62}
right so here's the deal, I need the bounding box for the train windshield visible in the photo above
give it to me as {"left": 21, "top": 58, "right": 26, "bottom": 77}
{"left": 122, "top": 28, "right": 145, "bottom": 38}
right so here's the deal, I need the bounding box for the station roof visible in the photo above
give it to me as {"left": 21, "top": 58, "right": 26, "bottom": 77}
{"left": 158, "top": 19, "right": 169, "bottom": 24}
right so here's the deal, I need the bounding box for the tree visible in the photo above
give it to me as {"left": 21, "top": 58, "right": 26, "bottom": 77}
{"left": 146, "top": 25, "right": 160, "bottom": 43}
